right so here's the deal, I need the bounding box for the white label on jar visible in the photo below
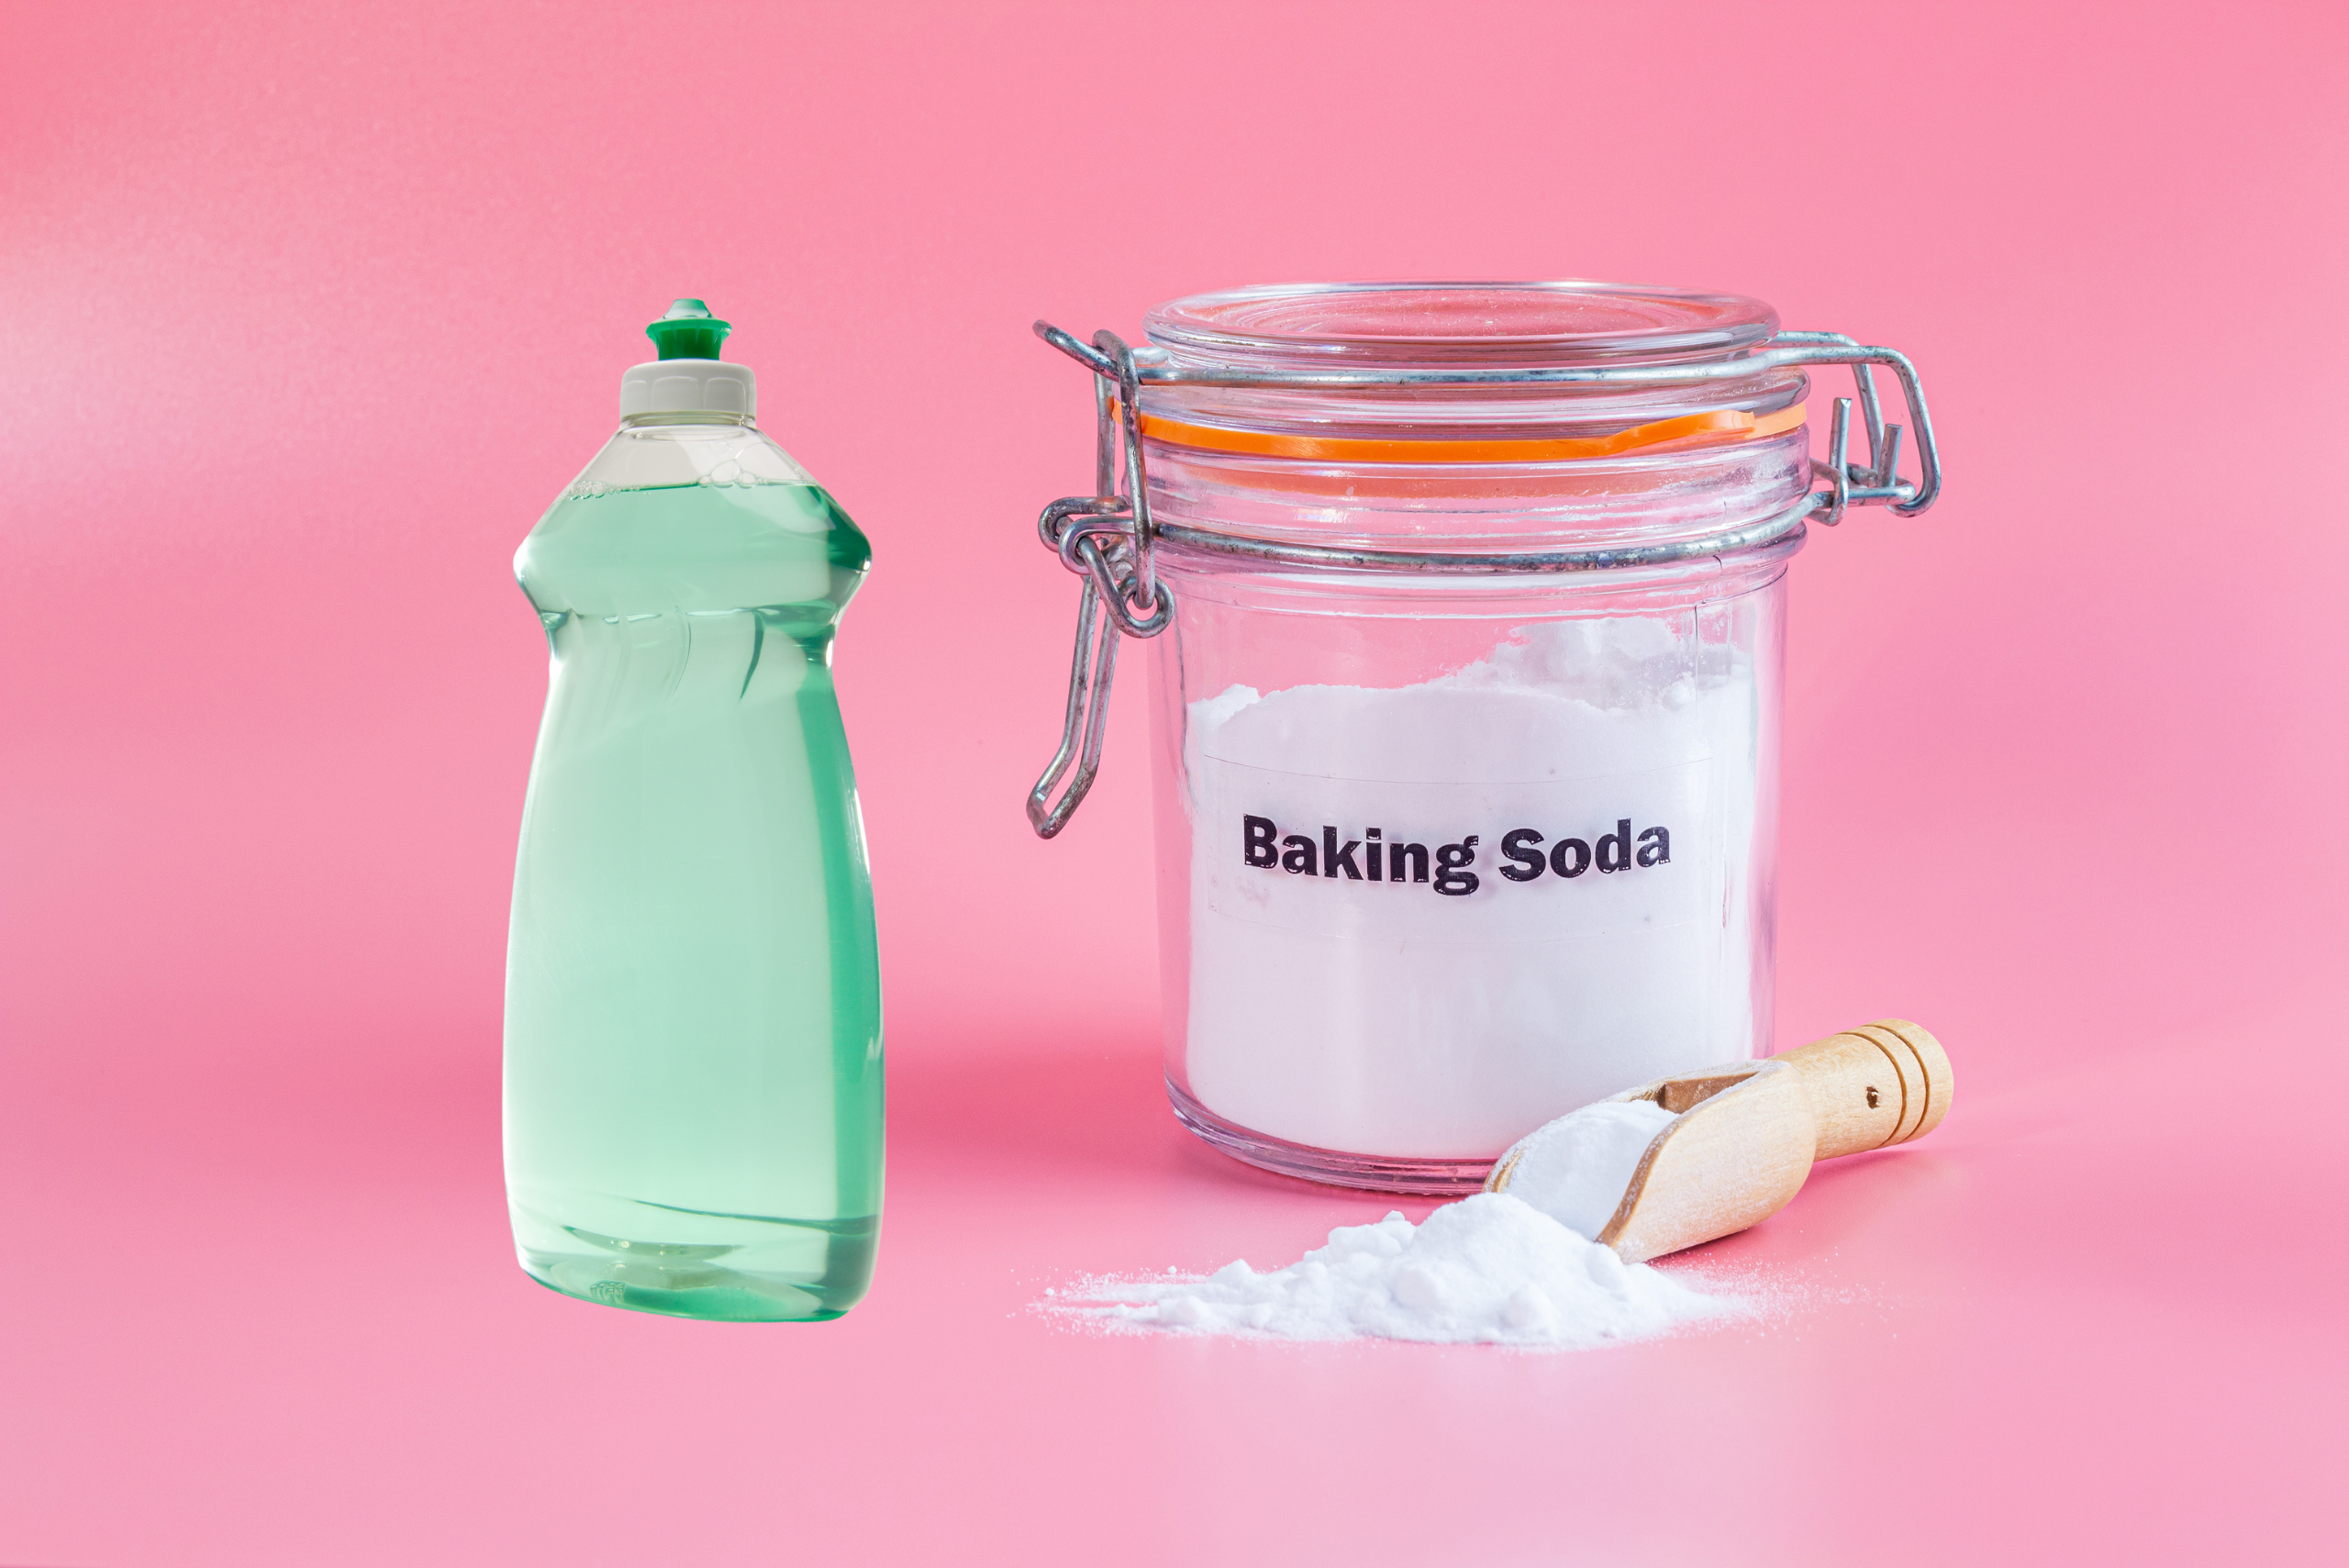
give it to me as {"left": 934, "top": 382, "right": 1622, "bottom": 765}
{"left": 1196, "top": 755, "right": 1723, "bottom": 943}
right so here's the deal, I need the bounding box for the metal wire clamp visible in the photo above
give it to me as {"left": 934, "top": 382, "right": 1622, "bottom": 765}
{"left": 1026, "top": 320, "right": 1943, "bottom": 836}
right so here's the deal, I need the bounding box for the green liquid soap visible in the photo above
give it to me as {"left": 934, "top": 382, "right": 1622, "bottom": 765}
{"left": 505, "top": 304, "right": 881, "bottom": 1322}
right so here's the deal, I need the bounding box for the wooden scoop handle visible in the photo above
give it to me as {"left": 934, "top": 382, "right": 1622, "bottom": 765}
{"left": 1779, "top": 1018, "right": 1954, "bottom": 1161}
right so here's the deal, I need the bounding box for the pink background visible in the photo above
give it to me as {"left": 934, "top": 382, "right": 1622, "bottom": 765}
{"left": 4, "top": 2, "right": 2343, "bottom": 1562}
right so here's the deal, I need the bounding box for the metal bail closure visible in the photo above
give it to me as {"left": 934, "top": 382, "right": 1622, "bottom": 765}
{"left": 1027, "top": 330, "right": 1172, "bottom": 838}
{"left": 1022, "top": 317, "right": 1943, "bottom": 836}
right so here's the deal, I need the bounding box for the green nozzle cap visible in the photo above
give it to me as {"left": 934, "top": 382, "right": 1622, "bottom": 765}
{"left": 646, "top": 298, "right": 731, "bottom": 361}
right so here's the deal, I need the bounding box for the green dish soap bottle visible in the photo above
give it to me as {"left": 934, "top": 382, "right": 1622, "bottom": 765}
{"left": 504, "top": 300, "right": 881, "bottom": 1321}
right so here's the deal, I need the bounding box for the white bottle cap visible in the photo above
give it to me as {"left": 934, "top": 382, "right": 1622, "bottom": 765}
{"left": 620, "top": 359, "right": 758, "bottom": 418}
{"left": 620, "top": 300, "right": 758, "bottom": 417}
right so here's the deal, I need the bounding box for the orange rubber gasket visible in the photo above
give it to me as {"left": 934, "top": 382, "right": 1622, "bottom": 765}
{"left": 1123, "top": 400, "right": 1807, "bottom": 463}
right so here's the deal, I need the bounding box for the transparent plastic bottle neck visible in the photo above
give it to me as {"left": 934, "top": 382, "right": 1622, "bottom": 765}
{"left": 620, "top": 411, "right": 758, "bottom": 430}
{"left": 555, "top": 415, "right": 815, "bottom": 502}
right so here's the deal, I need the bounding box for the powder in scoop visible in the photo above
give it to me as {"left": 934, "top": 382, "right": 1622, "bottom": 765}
{"left": 1497, "top": 1097, "right": 1679, "bottom": 1240}
{"left": 1054, "top": 1192, "right": 1732, "bottom": 1350}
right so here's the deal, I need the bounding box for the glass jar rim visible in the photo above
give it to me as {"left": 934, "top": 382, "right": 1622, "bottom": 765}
{"left": 1131, "top": 281, "right": 1803, "bottom": 453}
{"left": 1142, "top": 281, "right": 1780, "bottom": 372}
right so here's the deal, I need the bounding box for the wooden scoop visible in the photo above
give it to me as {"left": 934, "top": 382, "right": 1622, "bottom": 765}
{"left": 1485, "top": 1019, "right": 1954, "bottom": 1263}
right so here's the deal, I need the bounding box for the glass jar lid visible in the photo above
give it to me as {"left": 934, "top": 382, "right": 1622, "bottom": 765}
{"left": 1134, "top": 281, "right": 1806, "bottom": 455}
{"left": 1144, "top": 281, "right": 1780, "bottom": 372}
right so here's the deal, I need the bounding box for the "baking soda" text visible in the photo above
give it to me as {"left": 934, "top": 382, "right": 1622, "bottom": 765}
{"left": 1241, "top": 815, "right": 1671, "bottom": 897}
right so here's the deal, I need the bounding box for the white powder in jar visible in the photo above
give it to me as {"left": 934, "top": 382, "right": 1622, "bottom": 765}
{"left": 1179, "top": 617, "right": 1762, "bottom": 1157}
{"left": 1053, "top": 1192, "right": 1733, "bottom": 1349}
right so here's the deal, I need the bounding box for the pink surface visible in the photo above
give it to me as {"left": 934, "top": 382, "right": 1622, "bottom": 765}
{"left": 3, "top": 2, "right": 2343, "bottom": 1562}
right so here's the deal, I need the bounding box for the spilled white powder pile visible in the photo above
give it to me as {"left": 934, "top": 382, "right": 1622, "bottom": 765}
{"left": 1050, "top": 1098, "right": 1728, "bottom": 1350}
{"left": 1054, "top": 1190, "right": 1734, "bottom": 1351}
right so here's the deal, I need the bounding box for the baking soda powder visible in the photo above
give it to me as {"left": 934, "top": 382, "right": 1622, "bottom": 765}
{"left": 1060, "top": 1191, "right": 1730, "bottom": 1350}
{"left": 1181, "top": 619, "right": 1763, "bottom": 1156}
{"left": 1498, "top": 1097, "right": 1681, "bottom": 1238}
{"left": 1057, "top": 1098, "right": 1728, "bottom": 1350}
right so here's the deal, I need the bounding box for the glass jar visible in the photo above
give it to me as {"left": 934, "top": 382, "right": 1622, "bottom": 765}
{"left": 1027, "top": 282, "right": 1938, "bottom": 1193}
